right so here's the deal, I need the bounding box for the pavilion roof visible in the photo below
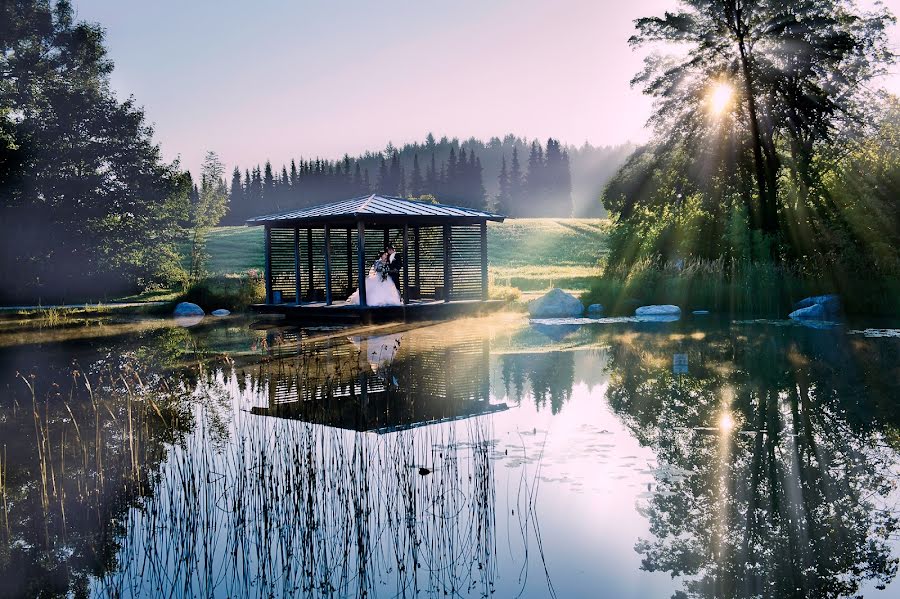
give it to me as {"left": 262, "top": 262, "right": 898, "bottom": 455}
{"left": 246, "top": 194, "right": 505, "bottom": 226}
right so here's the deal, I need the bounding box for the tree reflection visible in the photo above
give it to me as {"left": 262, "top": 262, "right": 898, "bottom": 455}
{"left": 604, "top": 325, "right": 900, "bottom": 598}
{"left": 499, "top": 351, "right": 576, "bottom": 413}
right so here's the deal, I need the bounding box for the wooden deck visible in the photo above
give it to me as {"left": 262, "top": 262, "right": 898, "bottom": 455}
{"left": 251, "top": 299, "right": 507, "bottom": 324}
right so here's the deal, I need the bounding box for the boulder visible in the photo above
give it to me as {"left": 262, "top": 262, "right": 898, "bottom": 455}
{"left": 791, "top": 294, "right": 841, "bottom": 319}
{"left": 789, "top": 303, "right": 827, "bottom": 321}
{"left": 173, "top": 302, "right": 204, "bottom": 316}
{"left": 635, "top": 305, "right": 681, "bottom": 316}
{"left": 586, "top": 304, "right": 605, "bottom": 317}
{"left": 211, "top": 309, "right": 231, "bottom": 317}
{"left": 527, "top": 288, "right": 584, "bottom": 319}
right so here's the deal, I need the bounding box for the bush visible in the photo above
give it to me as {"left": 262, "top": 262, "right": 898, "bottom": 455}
{"left": 582, "top": 257, "right": 900, "bottom": 317}
{"left": 175, "top": 270, "right": 265, "bottom": 312}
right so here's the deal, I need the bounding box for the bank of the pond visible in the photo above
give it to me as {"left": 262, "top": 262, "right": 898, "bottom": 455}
{"left": 580, "top": 260, "right": 900, "bottom": 317}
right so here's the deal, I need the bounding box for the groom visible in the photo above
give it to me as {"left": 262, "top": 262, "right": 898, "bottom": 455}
{"left": 386, "top": 244, "right": 403, "bottom": 291}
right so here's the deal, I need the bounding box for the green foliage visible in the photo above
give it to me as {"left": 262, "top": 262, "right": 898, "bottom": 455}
{"left": 187, "top": 151, "right": 230, "bottom": 281}
{"left": 175, "top": 270, "right": 265, "bottom": 312}
{"left": 0, "top": 0, "right": 190, "bottom": 303}
{"left": 600, "top": 1, "right": 899, "bottom": 315}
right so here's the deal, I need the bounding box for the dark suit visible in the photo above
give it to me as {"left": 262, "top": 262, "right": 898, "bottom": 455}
{"left": 388, "top": 252, "right": 403, "bottom": 290}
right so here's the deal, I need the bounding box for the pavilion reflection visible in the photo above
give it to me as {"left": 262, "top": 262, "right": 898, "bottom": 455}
{"left": 249, "top": 325, "right": 506, "bottom": 433}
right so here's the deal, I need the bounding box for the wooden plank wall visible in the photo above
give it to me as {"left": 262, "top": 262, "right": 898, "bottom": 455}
{"left": 450, "top": 225, "right": 484, "bottom": 300}
{"left": 270, "top": 228, "right": 297, "bottom": 302}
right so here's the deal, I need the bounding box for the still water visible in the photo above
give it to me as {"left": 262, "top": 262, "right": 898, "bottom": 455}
{"left": 1, "top": 313, "right": 899, "bottom": 598}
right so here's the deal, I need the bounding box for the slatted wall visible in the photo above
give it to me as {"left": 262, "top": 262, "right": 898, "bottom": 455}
{"left": 270, "top": 228, "right": 297, "bottom": 302}
{"left": 450, "top": 225, "right": 484, "bottom": 300}
{"left": 329, "top": 228, "right": 353, "bottom": 300}
{"left": 415, "top": 226, "right": 445, "bottom": 300}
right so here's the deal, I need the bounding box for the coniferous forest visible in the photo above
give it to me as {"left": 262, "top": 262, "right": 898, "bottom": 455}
{"left": 221, "top": 135, "right": 633, "bottom": 224}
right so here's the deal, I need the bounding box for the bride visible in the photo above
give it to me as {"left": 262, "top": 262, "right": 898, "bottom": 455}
{"left": 347, "top": 251, "right": 403, "bottom": 306}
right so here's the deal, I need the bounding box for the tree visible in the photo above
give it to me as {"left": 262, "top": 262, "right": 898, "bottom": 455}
{"left": 496, "top": 155, "right": 511, "bottom": 214}
{"left": 425, "top": 153, "right": 438, "bottom": 195}
{"left": 0, "top": 0, "right": 191, "bottom": 302}
{"left": 509, "top": 146, "right": 523, "bottom": 216}
{"left": 627, "top": 0, "right": 894, "bottom": 237}
{"left": 187, "top": 151, "right": 229, "bottom": 282}
{"left": 409, "top": 153, "right": 424, "bottom": 198}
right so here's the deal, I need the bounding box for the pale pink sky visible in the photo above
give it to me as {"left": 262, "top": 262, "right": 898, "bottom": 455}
{"left": 76, "top": 0, "right": 900, "bottom": 175}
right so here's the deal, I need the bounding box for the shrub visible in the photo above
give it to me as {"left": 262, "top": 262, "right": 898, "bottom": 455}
{"left": 176, "top": 270, "right": 265, "bottom": 312}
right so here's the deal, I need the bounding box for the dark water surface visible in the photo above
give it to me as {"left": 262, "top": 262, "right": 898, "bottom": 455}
{"left": 1, "top": 313, "right": 899, "bottom": 598}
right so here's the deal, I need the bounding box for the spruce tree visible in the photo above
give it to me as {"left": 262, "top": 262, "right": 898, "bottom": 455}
{"left": 524, "top": 141, "right": 545, "bottom": 216}
{"left": 410, "top": 153, "right": 424, "bottom": 198}
{"left": 509, "top": 147, "right": 522, "bottom": 217}
{"left": 425, "top": 153, "right": 438, "bottom": 195}
{"left": 229, "top": 167, "right": 243, "bottom": 223}
{"left": 377, "top": 156, "right": 389, "bottom": 194}
{"left": 496, "top": 155, "right": 511, "bottom": 214}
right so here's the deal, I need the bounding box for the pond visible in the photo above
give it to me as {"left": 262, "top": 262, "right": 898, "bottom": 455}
{"left": 1, "top": 312, "right": 899, "bottom": 598}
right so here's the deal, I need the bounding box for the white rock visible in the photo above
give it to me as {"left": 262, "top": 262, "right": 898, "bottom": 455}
{"left": 528, "top": 288, "right": 584, "bottom": 319}
{"left": 173, "top": 302, "right": 204, "bottom": 316}
{"left": 211, "top": 309, "right": 231, "bottom": 316}
{"left": 635, "top": 305, "right": 681, "bottom": 316}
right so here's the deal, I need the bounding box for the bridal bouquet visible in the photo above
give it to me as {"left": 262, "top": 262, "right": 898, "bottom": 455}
{"left": 375, "top": 260, "right": 389, "bottom": 282}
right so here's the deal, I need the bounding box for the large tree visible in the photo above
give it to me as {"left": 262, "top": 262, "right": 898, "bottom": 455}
{"left": 624, "top": 0, "right": 894, "bottom": 237}
{"left": 0, "top": 0, "right": 191, "bottom": 302}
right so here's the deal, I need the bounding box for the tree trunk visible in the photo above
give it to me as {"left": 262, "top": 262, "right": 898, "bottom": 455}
{"left": 738, "top": 38, "right": 779, "bottom": 235}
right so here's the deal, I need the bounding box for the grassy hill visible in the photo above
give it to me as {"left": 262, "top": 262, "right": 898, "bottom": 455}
{"left": 205, "top": 219, "right": 609, "bottom": 292}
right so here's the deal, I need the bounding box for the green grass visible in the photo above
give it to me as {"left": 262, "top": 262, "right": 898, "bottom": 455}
{"left": 204, "top": 219, "right": 610, "bottom": 292}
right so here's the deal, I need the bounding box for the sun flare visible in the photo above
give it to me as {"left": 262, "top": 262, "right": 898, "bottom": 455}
{"left": 718, "top": 412, "right": 735, "bottom": 431}
{"left": 707, "top": 81, "right": 734, "bottom": 116}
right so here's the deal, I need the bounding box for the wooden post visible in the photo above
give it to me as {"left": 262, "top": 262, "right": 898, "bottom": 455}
{"left": 306, "top": 228, "right": 314, "bottom": 302}
{"left": 324, "top": 224, "right": 333, "bottom": 305}
{"left": 402, "top": 224, "right": 410, "bottom": 305}
{"left": 443, "top": 224, "right": 452, "bottom": 302}
{"left": 264, "top": 225, "right": 272, "bottom": 304}
{"left": 413, "top": 226, "right": 420, "bottom": 288}
{"left": 480, "top": 221, "right": 488, "bottom": 301}
{"left": 356, "top": 220, "right": 367, "bottom": 307}
{"left": 293, "top": 227, "right": 300, "bottom": 304}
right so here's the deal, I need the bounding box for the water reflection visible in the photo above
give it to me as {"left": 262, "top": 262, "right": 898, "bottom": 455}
{"left": 603, "top": 323, "right": 900, "bottom": 597}
{"left": 0, "top": 315, "right": 899, "bottom": 597}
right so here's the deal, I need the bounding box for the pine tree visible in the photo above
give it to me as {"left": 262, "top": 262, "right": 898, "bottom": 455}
{"left": 446, "top": 147, "right": 458, "bottom": 201}
{"left": 425, "top": 153, "right": 438, "bottom": 195}
{"left": 377, "top": 156, "right": 389, "bottom": 194}
{"left": 472, "top": 155, "right": 485, "bottom": 209}
{"left": 263, "top": 161, "right": 276, "bottom": 211}
{"left": 388, "top": 151, "right": 405, "bottom": 196}
{"left": 496, "top": 155, "right": 511, "bottom": 214}
{"left": 409, "top": 153, "right": 424, "bottom": 198}
{"left": 509, "top": 146, "right": 522, "bottom": 216}
{"left": 524, "top": 141, "right": 545, "bottom": 216}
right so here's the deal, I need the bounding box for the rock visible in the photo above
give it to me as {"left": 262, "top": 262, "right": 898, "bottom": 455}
{"left": 789, "top": 303, "right": 827, "bottom": 321}
{"left": 586, "top": 304, "right": 605, "bottom": 317}
{"left": 792, "top": 294, "right": 841, "bottom": 319}
{"left": 692, "top": 310, "right": 710, "bottom": 315}
{"left": 635, "top": 305, "right": 681, "bottom": 316}
{"left": 211, "top": 309, "right": 231, "bottom": 316}
{"left": 527, "top": 288, "right": 584, "bottom": 319}
{"left": 173, "top": 302, "right": 204, "bottom": 316}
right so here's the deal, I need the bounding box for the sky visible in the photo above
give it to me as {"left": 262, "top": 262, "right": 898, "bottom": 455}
{"left": 75, "top": 0, "right": 900, "bottom": 176}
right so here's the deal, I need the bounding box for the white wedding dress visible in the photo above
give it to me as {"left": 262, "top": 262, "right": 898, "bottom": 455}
{"left": 347, "top": 261, "right": 402, "bottom": 306}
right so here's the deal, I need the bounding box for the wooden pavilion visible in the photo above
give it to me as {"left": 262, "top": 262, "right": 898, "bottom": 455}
{"left": 247, "top": 194, "right": 506, "bottom": 322}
